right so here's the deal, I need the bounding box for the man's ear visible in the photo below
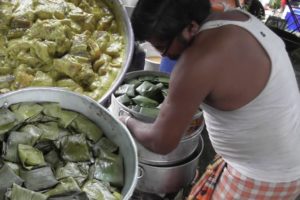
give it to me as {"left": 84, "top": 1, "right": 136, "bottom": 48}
{"left": 182, "top": 21, "right": 200, "bottom": 40}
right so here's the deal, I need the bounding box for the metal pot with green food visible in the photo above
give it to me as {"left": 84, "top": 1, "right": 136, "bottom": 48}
{"left": 110, "top": 70, "right": 205, "bottom": 166}
{"left": 0, "top": 87, "right": 138, "bottom": 200}
{"left": 0, "top": 0, "right": 134, "bottom": 105}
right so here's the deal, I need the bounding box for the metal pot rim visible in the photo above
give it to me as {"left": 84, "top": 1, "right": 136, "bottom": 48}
{"left": 139, "top": 134, "right": 204, "bottom": 169}
{"left": 97, "top": 0, "right": 135, "bottom": 104}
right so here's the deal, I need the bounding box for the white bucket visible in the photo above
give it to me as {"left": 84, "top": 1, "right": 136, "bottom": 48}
{"left": 140, "top": 42, "right": 162, "bottom": 71}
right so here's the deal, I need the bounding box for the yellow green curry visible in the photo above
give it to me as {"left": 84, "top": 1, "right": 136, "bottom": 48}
{"left": 0, "top": 0, "right": 125, "bottom": 100}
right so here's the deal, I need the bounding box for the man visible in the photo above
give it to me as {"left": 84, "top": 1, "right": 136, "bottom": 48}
{"left": 120, "top": 0, "right": 300, "bottom": 199}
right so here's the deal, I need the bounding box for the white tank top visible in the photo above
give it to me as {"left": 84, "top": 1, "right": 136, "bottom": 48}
{"left": 200, "top": 10, "right": 300, "bottom": 182}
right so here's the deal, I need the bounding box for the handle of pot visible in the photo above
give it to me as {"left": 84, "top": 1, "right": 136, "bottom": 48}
{"left": 137, "top": 165, "right": 144, "bottom": 179}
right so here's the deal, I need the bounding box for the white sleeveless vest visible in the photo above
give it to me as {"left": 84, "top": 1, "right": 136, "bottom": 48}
{"left": 201, "top": 10, "right": 300, "bottom": 182}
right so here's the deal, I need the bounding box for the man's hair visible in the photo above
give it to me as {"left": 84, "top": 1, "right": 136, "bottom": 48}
{"left": 131, "top": 0, "right": 211, "bottom": 42}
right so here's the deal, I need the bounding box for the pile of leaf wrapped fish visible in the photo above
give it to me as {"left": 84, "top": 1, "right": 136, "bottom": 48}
{"left": 114, "top": 75, "right": 170, "bottom": 118}
{"left": 0, "top": 103, "right": 123, "bottom": 200}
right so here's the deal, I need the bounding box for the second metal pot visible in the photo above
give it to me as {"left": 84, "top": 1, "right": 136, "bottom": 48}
{"left": 136, "top": 124, "right": 203, "bottom": 166}
{"left": 136, "top": 135, "right": 204, "bottom": 194}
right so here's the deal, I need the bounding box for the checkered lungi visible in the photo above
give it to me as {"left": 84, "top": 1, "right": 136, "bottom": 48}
{"left": 188, "top": 156, "right": 300, "bottom": 200}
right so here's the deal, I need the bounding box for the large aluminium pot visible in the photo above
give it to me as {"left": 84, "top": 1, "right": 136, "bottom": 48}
{"left": 98, "top": 0, "right": 135, "bottom": 104}
{"left": 0, "top": 0, "right": 134, "bottom": 105}
{"left": 0, "top": 87, "right": 138, "bottom": 200}
{"left": 136, "top": 135, "right": 204, "bottom": 194}
{"left": 136, "top": 124, "right": 203, "bottom": 166}
{"left": 110, "top": 70, "right": 205, "bottom": 165}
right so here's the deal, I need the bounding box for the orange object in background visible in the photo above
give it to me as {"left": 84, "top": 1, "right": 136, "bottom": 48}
{"left": 211, "top": 0, "right": 243, "bottom": 11}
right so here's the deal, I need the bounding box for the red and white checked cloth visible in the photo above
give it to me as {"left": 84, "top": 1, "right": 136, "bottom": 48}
{"left": 188, "top": 156, "right": 300, "bottom": 200}
{"left": 212, "top": 164, "right": 300, "bottom": 200}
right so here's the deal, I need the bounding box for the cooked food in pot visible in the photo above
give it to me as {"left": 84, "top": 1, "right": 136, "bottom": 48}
{"left": 114, "top": 74, "right": 203, "bottom": 134}
{"left": 0, "top": 102, "right": 123, "bottom": 200}
{"left": 114, "top": 75, "right": 170, "bottom": 118}
{"left": 0, "top": 0, "right": 125, "bottom": 100}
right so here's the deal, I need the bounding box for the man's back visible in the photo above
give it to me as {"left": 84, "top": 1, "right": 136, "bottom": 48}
{"left": 185, "top": 10, "right": 300, "bottom": 182}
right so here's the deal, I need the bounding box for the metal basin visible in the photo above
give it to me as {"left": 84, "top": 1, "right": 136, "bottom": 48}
{"left": 0, "top": 87, "right": 138, "bottom": 200}
{"left": 0, "top": 0, "right": 134, "bottom": 106}
{"left": 136, "top": 135, "right": 204, "bottom": 194}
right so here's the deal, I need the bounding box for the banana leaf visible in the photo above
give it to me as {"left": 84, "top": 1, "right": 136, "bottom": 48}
{"left": 66, "top": 177, "right": 84, "bottom": 189}
{"left": 55, "top": 162, "right": 89, "bottom": 186}
{"left": 92, "top": 150, "right": 124, "bottom": 187}
{"left": 75, "top": 163, "right": 90, "bottom": 186}
{"left": 5, "top": 161, "right": 20, "bottom": 176}
{"left": 116, "top": 94, "right": 131, "bottom": 106}
{"left": 161, "top": 89, "right": 168, "bottom": 98}
{"left": 60, "top": 134, "right": 91, "bottom": 162}
{"left": 114, "top": 84, "right": 135, "bottom": 97}
{"left": 37, "top": 122, "right": 59, "bottom": 141}
{"left": 20, "top": 166, "right": 58, "bottom": 191}
{"left": 139, "top": 107, "right": 160, "bottom": 118}
{"left": 34, "top": 140, "right": 55, "bottom": 154}
{"left": 10, "top": 184, "right": 47, "bottom": 200}
{"left": 26, "top": 113, "right": 58, "bottom": 123}
{"left": 154, "top": 76, "right": 170, "bottom": 85}
{"left": 3, "top": 143, "right": 17, "bottom": 164}
{"left": 82, "top": 179, "right": 117, "bottom": 200}
{"left": 44, "top": 177, "right": 81, "bottom": 197}
{"left": 138, "top": 75, "right": 155, "bottom": 82}
{"left": 125, "top": 79, "right": 142, "bottom": 88}
{"left": 20, "top": 124, "right": 43, "bottom": 138}
{"left": 155, "top": 82, "right": 164, "bottom": 90}
{"left": 44, "top": 150, "right": 61, "bottom": 170}
{"left": 41, "top": 103, "right": 62, "bottom": 119}
{"left": 70, "top": 115, "right": 103, "bottom": 142}
{"left": 1, "top": 141, "right": 5, "bottom": 160}
{"left": 10, "top": 103, "right": 43, "bottom": 122}
{"left": 58, "top": 110, "right": 78, "bottom": 128}
{"left": 0, "top": 164, "right": 24, "bottom": 200}
{"left": 0, "top": 107, "right": 18, "bottom": 135}
{"left": 4, "top": 131, "right": 40, "bottom": 163}
{"left": 48, "top": 192, "right": 89, "bottom": 200}
{"left": 52, "top": 128, "right": 73, "bottom": 150}
{"left": 131, "top": 95, "right": 159, "bottom": 108}
{"left": 18, "top": 144, "right": 46, "bottom": 170}
{"left": 52, "top": 128, "right": 73, "bottom": 149}
{"left": 136, "top": 81, "right": 160, "bottom": 99}
{"left": 58, "top": 128, "right": 72, "bottom": 138}
{"left": 92, "top": 137, "right": 118, "bottom": 157}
